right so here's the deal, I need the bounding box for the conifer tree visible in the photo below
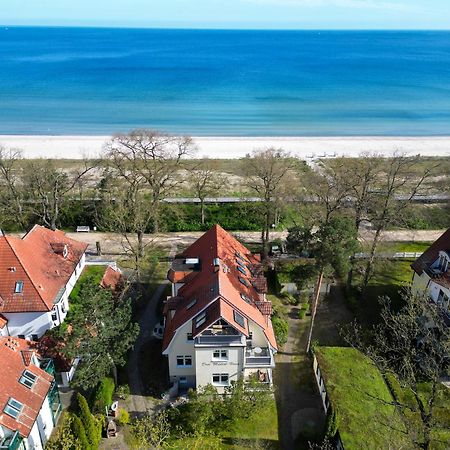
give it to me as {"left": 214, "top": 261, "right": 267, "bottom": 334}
{"left": 77, "top": 393, "right": 100, "bottom": 449}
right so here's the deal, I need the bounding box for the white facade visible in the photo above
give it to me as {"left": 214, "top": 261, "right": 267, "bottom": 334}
{"left": 2, "top": 254, "right": 86, "bottom": 340}
{"left": 412, "top": 249, "right": 450, "bottom": 319}
{"left": 165, "top": 317, "right": 275, "bottom": 394}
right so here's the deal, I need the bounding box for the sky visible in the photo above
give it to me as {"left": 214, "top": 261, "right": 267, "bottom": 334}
{"left": 2, "top": 0, "right": 450, "bottom": 29}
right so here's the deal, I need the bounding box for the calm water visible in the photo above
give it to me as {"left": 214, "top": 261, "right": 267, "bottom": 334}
{"left": 1, "top": 27, "right": 450, "bottom": 135}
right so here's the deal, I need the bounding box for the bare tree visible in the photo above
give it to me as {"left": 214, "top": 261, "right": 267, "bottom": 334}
{"left": 362, "top": 154, "right": 434, "bottom": 288}
{"left": 186, "top": 160, "right": 225, "bottom": 225}
{"left": 305, "top": 159, "right": 352, "bottom": 226}
{"left": 24, "top": 159, "right": 95, "bottom": 230}
{"left": 0, "top": 146, "right": 28, "bottom": 228}
{"left": 98, "top": 174, "right": 154, "bottom": 281}
{"left": 104, "top": 130, "right": 195, "bottom": 233}
{"left": 244, "top": 147, "right": 295, "bottom": 255}
{"left": 344, "top": 289, "right": 450, "bottom": 450}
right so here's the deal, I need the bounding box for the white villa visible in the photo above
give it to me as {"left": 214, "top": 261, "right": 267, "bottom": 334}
{"left": 411, "top": 227, "right": 450, "bottom": 325}
{"left": 162, "top": 224, "right": 277, "bottom": 394}
{"left": 0, "top": 225, "right": 87, "bottom": 340}
{"left": 0, "top": 337, "right": 61, "bottom": 450}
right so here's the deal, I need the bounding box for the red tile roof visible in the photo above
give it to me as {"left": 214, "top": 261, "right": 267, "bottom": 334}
{"left": 162, "top": 225, "right": 277, "bottom": 352}
{"left": 0, "top": 337, "right": 53, "bottom": 437}
{"left": 0, "top": 225, "right": 88, "bottom": 313}
{"left": 100, "top": 266, "right": 123, "bottom": 292}
{"left": 411, "top": 228, "right": 450, "bottom": 289}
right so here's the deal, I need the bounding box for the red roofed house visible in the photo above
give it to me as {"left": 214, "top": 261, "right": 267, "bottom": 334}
{"left": 0, "top": 337, "right": 61, "bottom": 450}
{"left": 411, "top": 227, "right": 450, "bottom": 325}
{"left": 163, "top": 224, "right": 277, "bottom": 393}
{"left": 0, "top": 225, "right": 88, "bottom": 340}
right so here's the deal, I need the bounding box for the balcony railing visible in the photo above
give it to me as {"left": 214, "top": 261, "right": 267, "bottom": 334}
{"left": 245, "top": 347, "right": 273, "bottom": 366}
{"left": 195, "top": 333, "right": 244, "bottom": 346}
{"left": 40, "top": 358, "right": 55, "bottom": 376}
{"left": 0, "top": 431, "right": 23, "bottom": 450}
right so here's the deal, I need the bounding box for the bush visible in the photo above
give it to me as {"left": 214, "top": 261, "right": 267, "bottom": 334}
{"left": 298, "top": 309, "right": 306, "bottom": 320}
{"left": 71, "top": 414, "right": 90, "bottom": 450}
{"left": 272, "top": 315, "right": 289, "bottom": 346}
{"left": 78, "top": 393, "right": 101, "bottom": 450}
{"left": 117, "top": 408, "right": 130, "bottom": 426}
{"left": 92, "top": 377, "right": 115, "bottom": 413}
{"left": 116, "top": 383, "right": 131, "bottom": 400}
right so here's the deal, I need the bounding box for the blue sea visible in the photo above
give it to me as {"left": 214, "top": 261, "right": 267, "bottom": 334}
{"left": 1, "top": 27, "right": 450, "bottom": 136}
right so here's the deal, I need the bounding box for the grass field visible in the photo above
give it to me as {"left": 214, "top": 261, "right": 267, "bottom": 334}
{"left": 315, "top": 346, "right": 412, "bottom": 450}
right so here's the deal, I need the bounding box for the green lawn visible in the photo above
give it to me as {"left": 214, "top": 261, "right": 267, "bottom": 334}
{"left": 315, "top": 346, "right": 412, "bottom": 450}
{"left": 352, "top": 258, "right": 416, "bottom": 325}
{"left": 69, "top": 265, "right": 107, "bottom": 302}
{"left": 170, "top": 399, "right": 279, "bottom": 450}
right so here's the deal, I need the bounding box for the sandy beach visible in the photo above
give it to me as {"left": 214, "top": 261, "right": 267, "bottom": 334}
{"left": 1, "top": 135, "right": 450, "bottom": 159}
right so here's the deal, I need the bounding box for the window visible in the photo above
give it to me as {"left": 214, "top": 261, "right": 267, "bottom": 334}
{"left": 19, "top": 370, "right": 37, "bottom": 389}
{"left": 18, "top": 335, "right": 25, "bottom": 339}
{"left": 176, "top": 355, "right": 192, "bottom": 367}
{"left": 31, "top": 334, "right": 38, "bottom": 341}
{"left": 212, "top": 373, "right": 229, "bottom": 386}
{"left": 195, "top": 311, "right": 207, "bottom": 328}
{"left": 236, "top": 259, "right": 245, "bottom": 268}
{"left": 238, "top": 277, "right": 248, "bottom": 287}
{"left": 234, "top": 311, "right": 245, "bottom": 328}
{"left": 237, "top": 265, "right": 247, "bottom": 275}
{"left": 240, "top": 293, "right": 252, "bottom": 304}
{"left": 213, "top": 350, "right": 228, "bottom": 360}
{"left": 179, "top": 376, "right": 187, "bottom": 384}
{"left": 51, "top": 310, "right": 58, "bottom": 321}
{"left": 186, "top": 299, "right": 197, "bottom": 310}
{"left": 187, "top": 333, "right": 193, "bottom": 341}
{"left": 235, "top": 251, "right": 246, "bottom": 262}
{"left": 14, "top": 281, "right": 24, "bottom": 293}
{"left": 4, "top": 398, "right": 23, "bottom": 419}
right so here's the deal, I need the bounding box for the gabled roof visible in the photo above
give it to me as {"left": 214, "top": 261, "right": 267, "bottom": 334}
{"left": 0, "top": 337, "right": 53, "bottom": 437}
{"left": 411, "top": 228, "right": 450, "bottom": 289}
{"left": 0, "top": 225, "right": 88, "bottom": 313}
{"left": 163, "top": 224, "right": 277, "bottom": 352}
{"left": 411, "top": 228, "right": 450, "bottom": 276}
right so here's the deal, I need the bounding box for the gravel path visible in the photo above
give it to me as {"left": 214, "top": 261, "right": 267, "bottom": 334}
{"left": 126, "top": 242, "right": 178, "bottom": 416}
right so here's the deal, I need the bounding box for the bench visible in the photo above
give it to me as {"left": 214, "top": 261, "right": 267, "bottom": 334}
{"left": 76, "top": 226, "right": 90, "bottom": 233}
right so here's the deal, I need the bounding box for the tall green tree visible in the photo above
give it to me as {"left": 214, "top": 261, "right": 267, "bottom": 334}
{"left": 55, "top": 278, "right": 139, "bottom": 388}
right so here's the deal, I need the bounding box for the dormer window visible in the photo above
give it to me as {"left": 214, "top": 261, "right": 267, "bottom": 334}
{"left": 4, "top": 397, "right": 23, "bottom": 419}
{"left": 14, "top": 281, "right": 24, "bottom": 293}
{"left": 63, "top": 245, "right": 68, "bottom": 258}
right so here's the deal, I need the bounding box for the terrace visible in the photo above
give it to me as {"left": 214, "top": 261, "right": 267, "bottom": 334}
{"left": 245, "top": 347, "right": 274, "bottom": 367}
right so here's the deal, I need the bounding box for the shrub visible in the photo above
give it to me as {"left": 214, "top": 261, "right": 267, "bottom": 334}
{"left": 298, "top": 309, "right": 306, "bottom": 320}
{"left": 117, "top": 408, "right": 130, "bottom": 426}
{"left": 116, "top": 383, "right": 131, "bottom": 400}
{"left": 78, "top": 393, "right": 101, "bottom": 450}
{"left": 272, "top": 315, "right": 288, "bottom": 346}
{"left": 92, "top": 377, "right": 115, "bottom": 413}
{"left": 71, "top": 414, "right": 90, "bottom": 450}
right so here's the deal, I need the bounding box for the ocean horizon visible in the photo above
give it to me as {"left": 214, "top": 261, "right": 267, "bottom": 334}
{"left": 1, "top": 27, "right": 450, "bottom": 136}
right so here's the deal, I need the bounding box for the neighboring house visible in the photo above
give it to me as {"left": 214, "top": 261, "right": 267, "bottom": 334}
{"left": 0, "top": 225, "right": 88, "bottom": 339}
{"left": 0, "top": 337, "right": 61, "bottom": 450}
{"left": 411, "top": 228, "right": 450, "bottom": 325}
{"left": 163, "top": 224, "right": 277, "bottom": 394}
